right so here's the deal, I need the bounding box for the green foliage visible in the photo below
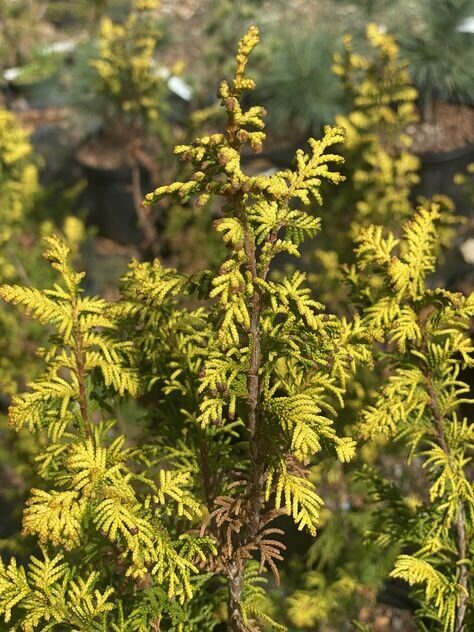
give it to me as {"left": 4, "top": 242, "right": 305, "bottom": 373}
{"left": 138, "top": 25, "right": 376, "bottom": 629}
{"left": 255, "top": 24, "right": 343, "bottom": 136}
{"left": 397, "top": 0, "right": 474, "bottom": 117}
{"left": 283, "top": 23, "right": 467, "bottom": 629}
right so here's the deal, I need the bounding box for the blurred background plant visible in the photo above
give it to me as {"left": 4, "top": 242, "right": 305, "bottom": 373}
{"left": 396, "top": 0, "right": 474, "bottom": 122}
{"left": 71, "top": 0, "right": 170, "bottom": 152}
{"left": 304, "top": 23, "right": 423, "bottom": 312}
{"left": 46, "top": 0, "right": 128, "bottom": 33}
{"left": 0, "top": 0, "right": 52, "bottom": 70}
{"left": 254, "top": 24, "right": 343, "bottom": 140}
{"left": 0, "top": 106, "right": 86, "bottom": 558}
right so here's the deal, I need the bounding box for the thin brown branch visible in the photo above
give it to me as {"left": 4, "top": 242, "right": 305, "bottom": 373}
{"left": 132, "top": 142, "right": 161, "bottom": 185}
{"left": 227, "top": 560, "right": 246, "bottom": 632}
{"left": 131, "top": 163, "right": 161, "bottom": 258}
{"left": 72, "top": 302, "right": 92, "bottom": 440}
{"left": 225, "top": 207, "right": 267, "bottom": 632}
{"left": 199, "top": 438, "right": 215, "bottom": 513}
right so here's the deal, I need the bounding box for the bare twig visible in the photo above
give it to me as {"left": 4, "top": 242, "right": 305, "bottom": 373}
{"left": 131, "top": 163, "right": 161, "bottom": 258}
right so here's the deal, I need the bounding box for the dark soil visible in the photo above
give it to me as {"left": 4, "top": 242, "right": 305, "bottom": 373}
{"left": 408, "top": 103, "right": 474, "bottom": 154}
{"left": 76, "top": 132, "right": 136, "bottom": 170}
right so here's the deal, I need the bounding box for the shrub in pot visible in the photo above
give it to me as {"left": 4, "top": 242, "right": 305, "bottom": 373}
{"left": 74, "top": 0, "right": 170, "bottom": 248}
{"left": 395, "top": 0, "right": 474, "bottom": 207}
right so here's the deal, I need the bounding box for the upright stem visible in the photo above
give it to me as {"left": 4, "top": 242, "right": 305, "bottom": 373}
{"left": 226, "top": 209, "right": 266, "bottom": 631}
{"left": 242, "top": 217, "right": 265, "bottom": 540}
{"left": 228, "top": 561, "right": 245, "bottom": 631}
{"left": 131, "top": 163, "right": 161, "bottom": 258}
{"left": 72, "top": 299, "right": 92, "bottom": 440}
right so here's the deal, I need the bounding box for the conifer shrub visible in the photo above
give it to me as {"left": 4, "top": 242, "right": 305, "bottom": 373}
{"left": 353, "top": 205, "right": 473, "bottom": 632}
{"left": 298, "top": 22, "right": 421, "bottom": 317}
{"left": 88, "top": 0, "right": 167, "bottom": 135}
{"left": 0, "top": 25, "right": 472, "bottom": 632}
{"left": 267, "top": 27, "right": 423, "bottom": 625}
{"left": 0, "top": 26, "right": 375, "bottom": 631}
{"left": 0, "top": 108, "right": 86, "bottom": 394}
{"left": 309, "top": 22, "right": 458, "bottom": 310}
{"left": 281, "top": 26, "right": 469, "bottom": 630}
{"left": 332, "top": 23, "right": 420, "bottom": 234}
{"left": 0, "top": 108, "right": 87, "bottom": 562}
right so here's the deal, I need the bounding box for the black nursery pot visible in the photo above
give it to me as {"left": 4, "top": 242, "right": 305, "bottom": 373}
{"left": 78, "top": 160, "right": 151, "bottom": 246}
{"left": 414, "top": 143, "right": 474, "bottom": 215}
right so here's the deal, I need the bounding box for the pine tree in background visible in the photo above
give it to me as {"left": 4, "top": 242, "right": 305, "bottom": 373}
{"left": 397, "top": 0, "right": 474, "bottom": 122}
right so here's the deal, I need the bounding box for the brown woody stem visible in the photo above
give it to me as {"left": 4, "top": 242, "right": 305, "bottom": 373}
{"left": 226, "top": 207, "right": 267, "bottom": 631}
{"left": 228, "top": 560, "right": 246, "bottom": 631}
{"left": 72, "top": 300, "right": 92, "bottom": 440}
{"left": 131, "top": 163, "right": 161, "bottom": 258}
